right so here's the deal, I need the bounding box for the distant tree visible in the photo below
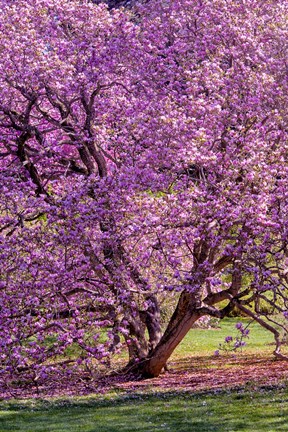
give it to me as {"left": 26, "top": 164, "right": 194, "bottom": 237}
{"left": 0, "top": 0, "right": 288, "bottom": 383}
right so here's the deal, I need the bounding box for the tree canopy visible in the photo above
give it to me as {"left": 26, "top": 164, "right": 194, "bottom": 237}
{"left": 0, "top": 0, "right": 288, "bottom": 385}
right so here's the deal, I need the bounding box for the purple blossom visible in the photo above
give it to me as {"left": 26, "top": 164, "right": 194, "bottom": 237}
{"left": 0, "top": 0, "right": 287, "bottom": 389}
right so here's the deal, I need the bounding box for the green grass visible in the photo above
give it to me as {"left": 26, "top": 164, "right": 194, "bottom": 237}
{"left": 171, "top": 317, "right": 276, "bottom": 361}
{"left": 1, "top": 318, "right": 287, "bottom": 432}
{"left": 1, "top": 387, "right": 288, "bottom": 431}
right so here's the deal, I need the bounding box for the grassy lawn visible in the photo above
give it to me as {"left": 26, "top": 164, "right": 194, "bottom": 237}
{"left": 171, "top": 317, "right": 276, "bottom": 360}
{"left": 1, "top": 387, "right": 288, "bottom": 431}
{"left": 1, "top": 318, "right": 287, "bottom": 431}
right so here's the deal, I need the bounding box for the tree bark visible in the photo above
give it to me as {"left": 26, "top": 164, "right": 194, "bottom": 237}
{"left": 131, "top": 291, "right": 203, "bottom": 378}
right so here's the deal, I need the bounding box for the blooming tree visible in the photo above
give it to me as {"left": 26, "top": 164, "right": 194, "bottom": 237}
{"left": 0, "top": 0, "right": 288, "bottom": 385}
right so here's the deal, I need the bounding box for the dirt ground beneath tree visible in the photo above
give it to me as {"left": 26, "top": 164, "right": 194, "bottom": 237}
{"left": 1, "top": 354, "right": 287, "bottom": 399}
{"left": 114, "top": 354, "right": 288, "bottom": 394}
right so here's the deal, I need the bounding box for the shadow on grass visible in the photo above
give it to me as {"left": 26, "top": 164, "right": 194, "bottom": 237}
{"left": 1, "top": 386, "right": 288, "bottom": 432}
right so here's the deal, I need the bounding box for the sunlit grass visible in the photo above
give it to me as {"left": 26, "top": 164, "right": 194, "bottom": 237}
{"left": 171, "top": 317, "right": 275, "bottom": 361}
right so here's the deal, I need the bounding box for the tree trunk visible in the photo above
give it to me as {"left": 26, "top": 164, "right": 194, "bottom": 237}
{"left": 131, "top": 291, "right": 203, "bottom": 378}
{"left": 125, "top": 312, "right": 149, "bottom": 364}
